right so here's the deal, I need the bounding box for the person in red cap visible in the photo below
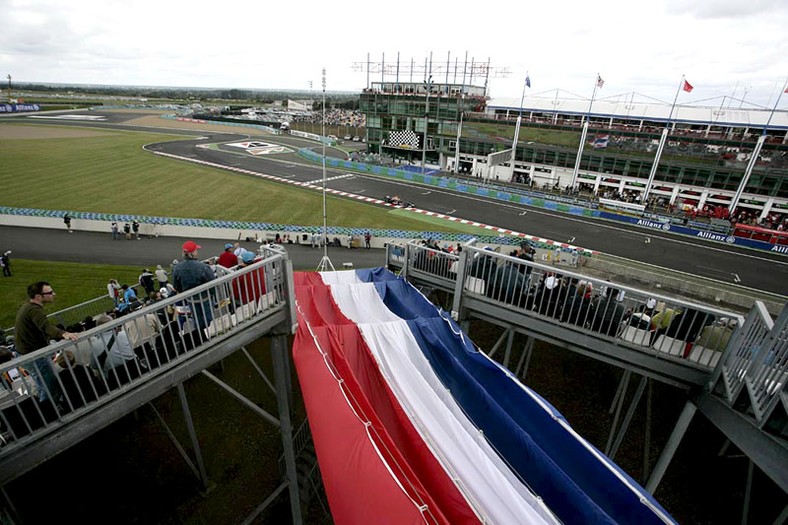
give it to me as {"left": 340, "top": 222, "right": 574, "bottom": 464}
{"left": 172, "top": 240, "right": 215, "bottom": 332}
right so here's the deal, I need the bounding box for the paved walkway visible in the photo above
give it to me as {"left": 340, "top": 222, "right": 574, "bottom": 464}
{"left": 0, "top": 225, "right": 387, "bottom": 271}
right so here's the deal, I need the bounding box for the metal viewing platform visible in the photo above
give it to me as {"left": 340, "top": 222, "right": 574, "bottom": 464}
{"left": 1, "top": 239, "right": 785, "bottom": 523}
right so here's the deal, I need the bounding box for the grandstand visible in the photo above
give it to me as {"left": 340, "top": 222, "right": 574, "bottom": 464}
{"left": 360, "top": 83, "right": 787, "bottom": 219}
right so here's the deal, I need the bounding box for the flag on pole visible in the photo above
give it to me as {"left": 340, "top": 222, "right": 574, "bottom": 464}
{"left": 682, "top": 80, "right": 694, "bottom": 93}
{"left": 525, "top": 75, "right": 531, "bottom": 88}
{"left": 596, "top": 74, "right": 605, "bottom": 88}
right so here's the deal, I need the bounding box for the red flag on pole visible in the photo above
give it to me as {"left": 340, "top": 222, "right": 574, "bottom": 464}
{"left": 682, "top": 80, "right": 694, "bottom": 93}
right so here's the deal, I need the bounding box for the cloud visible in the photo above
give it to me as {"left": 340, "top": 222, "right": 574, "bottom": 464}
{"left": 666, "top": 0, "right": 787, "bottom": 18}
{"left": 1, "top": 0, "right": 786, "bottom": 107}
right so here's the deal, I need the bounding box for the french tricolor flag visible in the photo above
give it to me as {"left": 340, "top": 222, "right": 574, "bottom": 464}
{"left": 293, "top": 268, "right": 675, "bottom": 524}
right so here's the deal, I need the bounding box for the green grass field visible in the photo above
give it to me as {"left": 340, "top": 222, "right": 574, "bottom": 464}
{"left": 0, "top": 123, "right": 463, "bottom": 232}
{"left": 0, "top": 259, "right": 143, "bottom": 329}
{"left": 0, "top": 121, "right": 493, "bottom": 329}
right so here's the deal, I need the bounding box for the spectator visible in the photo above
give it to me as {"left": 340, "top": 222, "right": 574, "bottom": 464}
{"left": 591, "top": 286, "right": 626, "bottom": 336}
{"left": 695, "top": 318, "right": 737, "bottom": 352}
{"left": 14, "top": 281, "right": 79, "bottom": 407}
{"left": 139, "top": 269, "right": 156, "bottom": 296}
{"left": 232, "top": 251, "right": 267, "bottom": 306}
{"left": 132, "top": 220, "right": 141, "bottom": 240}
{"left": 155, "top": 264, "right": 169, "bottom": 289}
{"left": 665, "top": 308, "right": 714, "bottom": 341}
{"left": 1, "top": 250, "right": 11, "bottom": 277}
{"left": 63, "top": 213, "right": 73, "bottom": 233}
{"left": 55, "top": 350, "right": 104, "bottom": 410}
{"left": 534, "top": 273, "right": 565, "bottom": 317}
{"left": 92, "top": 314, "right": 144, "bottom": 385}
{"left": 117, "top": 284, "right": 140, "bottom": 315}
{"left": 107, "top": 279, "right": 121, "bottom": 307}
{"left": 172, "top": 240, "right": 215, "bottom": 331}
{"left": 563, "top": 280, "right": 595, "bottom": 326}
{"left": 218, "top": 243, "right": 238, "bottom": 268}
{"left": 111, "top": 222, "right": 120, "bottom": 241}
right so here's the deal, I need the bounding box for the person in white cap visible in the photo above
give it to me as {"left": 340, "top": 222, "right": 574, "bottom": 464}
{"left": 155, "top": 264, "right": 169, "bottom": 289}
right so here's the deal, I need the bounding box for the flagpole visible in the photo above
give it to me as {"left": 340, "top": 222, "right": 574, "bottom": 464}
{"left": 762, "top": 76, "right": 787, "bottom": 135}
{"left": 643, "top": 75, "right": 686, "bottom": 203}
{"left": 570, "top": 73, "right": 601, "bottom": 189}
{"left": 509, "top": 73, "right": 529, "bottom": 182}
{"left": 729, "top": 77, "right": 788, "bottom": 213}
{"left": 666, "top": 75, "right": 685, "bottom": 124}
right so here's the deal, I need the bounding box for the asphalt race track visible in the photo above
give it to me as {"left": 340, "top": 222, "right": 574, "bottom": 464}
{"left": 5, "top": 110, "right": 787, "bottom": 296}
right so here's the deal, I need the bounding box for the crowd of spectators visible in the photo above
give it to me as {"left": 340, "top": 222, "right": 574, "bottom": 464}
{"left": 0, "top": 240, "right": 271, "bottom": 426}
{"left": 732, "top": 209, "right": 787, "bottom": 230}
{"left": 291, "top": 108, "right": 365, "bottom": 128}
{"left": 410, "top": 242, "right": 737, "bottom": 360}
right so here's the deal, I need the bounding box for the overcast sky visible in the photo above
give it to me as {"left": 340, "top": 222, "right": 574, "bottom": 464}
{"left": 2, "top": 0, "right": 787, "bottom": 108}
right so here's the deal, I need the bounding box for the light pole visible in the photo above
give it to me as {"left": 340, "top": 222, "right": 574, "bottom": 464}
{"left": 421, "top": 74, "right": 432, "bottom": 173}
{"left": 308, "top": 81, "right": 314, "bottom": 134}
{"left": 317, "top": 68, "right": 334, "bottom": 272}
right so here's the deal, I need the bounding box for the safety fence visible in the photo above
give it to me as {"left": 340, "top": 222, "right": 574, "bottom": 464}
{"left": 0, "top": 205, "right": 528, "bottom": 253}
{"left": 388, "top": 240, "right": 747, "bottom": 373}
{"left": 298, "top": 148, "right": 599, "bottom": 218}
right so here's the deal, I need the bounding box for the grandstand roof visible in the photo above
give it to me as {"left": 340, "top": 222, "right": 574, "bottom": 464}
{"left": 488, "top": 91, "right": 788, "bottom": 130}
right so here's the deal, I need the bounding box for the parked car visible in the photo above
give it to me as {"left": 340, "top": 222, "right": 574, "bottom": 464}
{"left": 343, "top": 135, "right": 352, "bottom": 140}
{"left": 352, "top": 136, "right": 360, "bottom": 142}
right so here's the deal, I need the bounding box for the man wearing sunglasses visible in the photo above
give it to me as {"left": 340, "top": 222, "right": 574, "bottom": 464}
{"left": 14, "top": 281, "right": 79, "bottom": 407}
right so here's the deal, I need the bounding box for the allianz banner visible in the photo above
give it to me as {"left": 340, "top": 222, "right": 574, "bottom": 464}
{"left": 599, "top": 211, "right": 787, "bottom": 254}
{"left": 0, "top": 103, "right": 41, "bottom": 113}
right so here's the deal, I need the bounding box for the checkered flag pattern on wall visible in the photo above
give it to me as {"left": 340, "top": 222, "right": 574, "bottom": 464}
{"left": 388, "top": 130, "right": 421, "bottom": 149}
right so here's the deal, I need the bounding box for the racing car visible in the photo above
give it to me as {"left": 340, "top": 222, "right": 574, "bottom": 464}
{"left": 384, "top": 195, "right": 415, "bottom": 208}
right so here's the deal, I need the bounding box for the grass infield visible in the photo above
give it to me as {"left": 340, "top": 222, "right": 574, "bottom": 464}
{"left": 0, "top": 259, "right": 143, "bottom": 329}
{"left": 0, "top": 122, "right": 464, "bottom": 233}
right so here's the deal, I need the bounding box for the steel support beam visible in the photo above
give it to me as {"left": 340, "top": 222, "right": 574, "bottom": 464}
{"left": 242, "top": 345, "right": 276, "bottom": 395}
{"left": 606, "top": 371, "right": 631, "bottom": 455}
{"left": 502, "top": 328, "right": 516, "bottom": 369}
{"left": 646, "top": 400, "right": 697, "bottom": 493}
{"left": 515, "top": 336, "right": 534, "bottom": 380}
{"left": 609, "top": 376, "right": 648, "bottom": 460}
{"left": 643, "top": 379, "right": 653, "bottom": 482}
{"left": 693, "top": 392, "right": 788, "bottom": 493}
{"left": 148, "top": 401, "right": 203, "bottom": 481}
{"left": 177, "top": 383, "right": 210, "bottom": 490}
{"left": 271, "top": 332, "right": 303, "bottom": 525}
{"left": 201, "top": 370, "right": 280, "bottom": 427}
{"left": 487, "top": 328, "right": 511, "bottom": 359}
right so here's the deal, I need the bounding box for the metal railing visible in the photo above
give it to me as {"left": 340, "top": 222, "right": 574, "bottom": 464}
{"left": 0, "top": 246, "right": 293, "bottom": 455}
{"left": 2, "top": 286, "right": 142, "bottom": 338}
{"left": 390, "top": 240, "right": 746, "bottom": 372}
{"left": 715, "top": 302, "right": 788, "bottom": 427}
